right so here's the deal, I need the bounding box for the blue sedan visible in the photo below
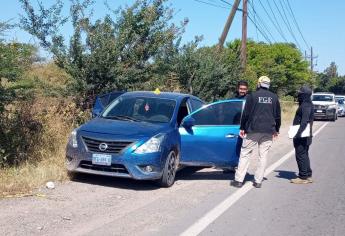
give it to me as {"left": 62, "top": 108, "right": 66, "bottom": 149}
{"left": 66, "top": 91, "right": 243, "bottom": 187}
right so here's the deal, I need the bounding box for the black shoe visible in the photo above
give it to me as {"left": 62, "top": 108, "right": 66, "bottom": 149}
{"left": 231, "top": 180, "right": 243, "bottom": 188}
{"left": 253, "top": 182, "right": 262, "bottom": 188}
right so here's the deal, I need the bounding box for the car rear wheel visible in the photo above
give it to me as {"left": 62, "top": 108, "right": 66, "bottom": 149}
{"left": 157, "top": 150, "right": 178, "bottom": 187}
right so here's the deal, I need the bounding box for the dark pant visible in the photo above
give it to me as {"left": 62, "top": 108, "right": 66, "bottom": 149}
{"left": 293, "top": 137, "right": 312, "bottom": 179}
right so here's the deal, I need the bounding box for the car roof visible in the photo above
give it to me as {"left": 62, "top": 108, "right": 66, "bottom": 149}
{"left": 120, "top": 91, "right": 202, "bottom": 102}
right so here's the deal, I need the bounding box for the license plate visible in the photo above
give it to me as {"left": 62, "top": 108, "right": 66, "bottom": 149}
{"left": 92, "top": 154, "right": 112, "bottom": 166}
{"left": 316, "top": 110, "right": 323, "bottom": 113}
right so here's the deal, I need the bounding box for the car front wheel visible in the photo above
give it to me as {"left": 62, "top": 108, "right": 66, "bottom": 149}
{"left": 157, "top": 150, "right": 178, "bottom": 187}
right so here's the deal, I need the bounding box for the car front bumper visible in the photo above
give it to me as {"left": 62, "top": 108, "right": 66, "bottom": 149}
{"left": 66, "top": 144, "right": 165, "bottom": 180}
{"left": 313, "top": 108, "right": 335, "bottom": 119}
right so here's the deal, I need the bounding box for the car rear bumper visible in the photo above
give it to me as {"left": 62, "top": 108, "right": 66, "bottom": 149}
{"left": 66, "top": 145, "right": 164, "bottom": 180}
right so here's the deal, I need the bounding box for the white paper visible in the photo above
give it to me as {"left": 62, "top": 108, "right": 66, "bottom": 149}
{"left": 288, "top": 124, "right": 310, "bottom": 139}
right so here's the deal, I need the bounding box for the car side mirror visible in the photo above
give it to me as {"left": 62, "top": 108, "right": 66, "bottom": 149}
{"left": 181, "top": 116, "right": 195, "bottom": 128}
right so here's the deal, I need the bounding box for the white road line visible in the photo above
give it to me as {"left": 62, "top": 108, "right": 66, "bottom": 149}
{"left": 180, "top": 122, "right": 329, "bottom": 236}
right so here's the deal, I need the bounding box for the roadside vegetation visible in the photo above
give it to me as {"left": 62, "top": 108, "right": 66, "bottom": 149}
{"left": 1, "top": 0, "right": 344, "bottom": 197}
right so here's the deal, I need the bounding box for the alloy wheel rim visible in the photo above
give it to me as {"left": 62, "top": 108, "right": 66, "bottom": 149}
{"left": 167, "top": 152, "right": 176, "bottom": 184}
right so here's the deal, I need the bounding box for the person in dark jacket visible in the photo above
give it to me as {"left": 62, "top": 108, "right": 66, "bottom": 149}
{"left": 231, "top": 76, "right": 281, "bottom": 188}
{"left": 290, "top": 85, "right": 314, "bottom": 184}
{"left": 235, "top": 80, "right": 249, "bottom": 99}
{"left": 223, "top": 80, "right": 249, "bottom": 174}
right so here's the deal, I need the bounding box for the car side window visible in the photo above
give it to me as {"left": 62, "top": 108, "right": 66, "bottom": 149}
{"left": 191, "top": 101, "right": 243, "bottom": 125}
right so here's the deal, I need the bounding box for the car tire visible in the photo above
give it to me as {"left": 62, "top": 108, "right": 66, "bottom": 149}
{"left": 331, "top": 112, "right": 336, "bottom": 122}
{"left": 157, "top": 150, "right": 178, "bottom": 188}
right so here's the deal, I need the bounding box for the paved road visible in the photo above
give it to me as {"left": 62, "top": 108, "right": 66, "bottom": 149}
{"left": 0, "top": 120, "right": 344, "bottom": 236}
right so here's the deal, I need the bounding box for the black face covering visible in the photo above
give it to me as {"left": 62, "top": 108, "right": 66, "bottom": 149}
{"left": 297, "top": 92, "right": 311, "bottom": 105}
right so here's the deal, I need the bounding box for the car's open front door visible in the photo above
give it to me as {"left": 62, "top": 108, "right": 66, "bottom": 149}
{"left": 179, "top": 100, "right": 244, "bottom": 168}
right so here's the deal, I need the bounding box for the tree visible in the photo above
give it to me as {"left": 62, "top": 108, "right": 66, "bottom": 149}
{"left": 0, "top": 22, "right": 39, "bottom": 166}
{"left": 19, "top": 0, "right": 186, "bottom": 102}
{"left": 227, "top": 40, "right": 311, "bottom": 96}
{"left": 315, "top": 62, "right": 345, "bottom": 94}
{"left": 0, "top": 21, "right": 37, "bottom": 113}
{"left": 325, "top": 62, "right": 338, "bottom": 78}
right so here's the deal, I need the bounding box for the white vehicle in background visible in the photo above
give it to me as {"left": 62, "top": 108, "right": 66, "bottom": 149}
{"left": 312, "top": 92, "right": 338, "bottom": 121}
{"left": 335, "top": 95, "right": 345, "bottom": 102}
{"left": 335, "top": 95, "right": 345, "bottom": 117}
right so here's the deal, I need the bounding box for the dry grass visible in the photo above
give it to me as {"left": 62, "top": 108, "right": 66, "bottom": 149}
{"left": 281, "top": 100, "right": 298, "bottom": 127}
{"left": 0, "top": 95, "right": 87, "bottom": 198}
{"left": 0, "top": 153, "right": 67, "bottom": 198}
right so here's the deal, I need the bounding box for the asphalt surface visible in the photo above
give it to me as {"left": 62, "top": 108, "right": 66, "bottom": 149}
{"left": 0, "top": 119, "right": 344, "bottom": 236}
{"left": 200, "top": 119, "right": 345, "bottom": 236}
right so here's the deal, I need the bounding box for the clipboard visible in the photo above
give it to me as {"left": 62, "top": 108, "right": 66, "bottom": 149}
{"left": 288, "top": 124, "right": 310, "bottom": 139}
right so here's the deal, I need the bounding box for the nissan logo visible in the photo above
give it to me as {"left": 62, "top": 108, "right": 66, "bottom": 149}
{"left": 99, "top": 143, "right": 108, "bottom": 151}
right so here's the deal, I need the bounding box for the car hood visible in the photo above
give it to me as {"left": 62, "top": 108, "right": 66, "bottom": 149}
{"left": 79, "top": 117, "right": 170, "bottom": 139}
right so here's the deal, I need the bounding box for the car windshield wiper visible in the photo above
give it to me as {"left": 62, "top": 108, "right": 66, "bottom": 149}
{"left": 103, "top": 115, "right": 140, "bottom": 122}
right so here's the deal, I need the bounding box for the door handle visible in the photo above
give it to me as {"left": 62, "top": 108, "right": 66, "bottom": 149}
{"left": 226, "top": 134, "right": 238, "bottom": 138}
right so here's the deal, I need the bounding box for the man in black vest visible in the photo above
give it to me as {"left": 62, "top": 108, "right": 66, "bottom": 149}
{"left": 231, "top": 76, "right": 281, "bottom": 188}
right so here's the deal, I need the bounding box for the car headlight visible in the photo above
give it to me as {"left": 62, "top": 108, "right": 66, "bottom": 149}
{"left": 134, "top": 134, "right": 165, "bottom": 154}
{"left": 327, "top": 105, "right": 336, "bottom": 109}
{"left": 68, "top": 129, "right": 78, "bottom": 148}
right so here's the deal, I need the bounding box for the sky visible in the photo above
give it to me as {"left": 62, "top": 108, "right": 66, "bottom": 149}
{"left": 1, "top": 0, "right": 345, "bottom": 75}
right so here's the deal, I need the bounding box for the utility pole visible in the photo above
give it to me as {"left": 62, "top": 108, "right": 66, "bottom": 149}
{"left": 305, "top": 47, "right": 318, "bottom": 88}
{"left": 305, "top": 46, "right": 318, "bottom": 73}
{"left": 240, "top": 0, "right": 247, "bottom": 69}
{"left": 218, "top": 0, "right": 241, "bottom": 49}
{"left": 310, "top": 47, "right": 315, "bottom": 72}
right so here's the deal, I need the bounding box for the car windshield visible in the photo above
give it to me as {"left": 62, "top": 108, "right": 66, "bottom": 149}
{"left": 312, "top": 95, "right": 333, "bottom": 102}
{"left": 102, "top": 96, "right": 176, "bottom": 123}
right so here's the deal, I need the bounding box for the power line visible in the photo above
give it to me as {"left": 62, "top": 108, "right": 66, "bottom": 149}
{"left": 193, "top": 0, "right": 231, "bottom": 10}
{"left": 251, "top": 0, "right": 259, "bottom": 41}
{"left": 257, "top": 0, "right": 288, "bottom": 42}
{"left": 266, "top": 0, "right": 286, "bottom": 40}
{"left": 278, "top": 0, "right": 295, "bottom": 37}
{"left": 218, "top": 0, "right": 235, "bottom": 7}
{"left": 284, "top": 0, "right": 310, "bottom": 49}
{"left": 247, "top": 0, "right": 276, "bottom": 43}
{"left": 247, "top": 14, "right": 272, "bottom": 44}
{"left": 272, "top": 0, "right": 302, "bottom": 50}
